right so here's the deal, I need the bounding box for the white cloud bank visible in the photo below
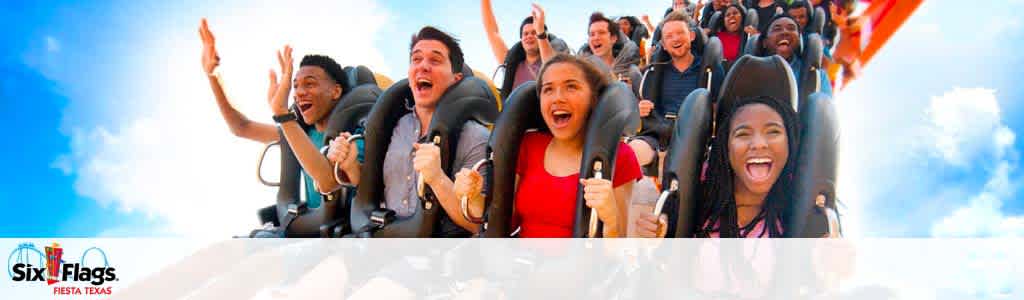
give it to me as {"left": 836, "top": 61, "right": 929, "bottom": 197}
{"left": 928, "top": 88, "right": 1024, "bottom": 237}
{"left": 54, "top": 1, "right": 392, "bottom": 237}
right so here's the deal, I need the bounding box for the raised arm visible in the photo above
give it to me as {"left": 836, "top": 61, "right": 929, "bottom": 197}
{"left": 269, "top": 45, "right": 342, "bottom": 194}
{"left": 199, "top": 18, "right": 278, "bottom": 144}
{"left": 532, "top": 3, "right": 556, "bottom": 63}
{"left": 481, "top": 0, "right": 510, "bottom": 64}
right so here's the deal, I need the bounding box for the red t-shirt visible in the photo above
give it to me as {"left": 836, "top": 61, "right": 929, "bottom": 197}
{"left": 512, "top": 131, "right": 643, "bottom": 238}
{"left": 718, "top": 31, "right": 742, "bottom": 61}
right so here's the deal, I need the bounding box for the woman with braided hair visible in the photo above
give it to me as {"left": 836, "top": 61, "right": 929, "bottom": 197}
{"left": 696, "top": 95, "right": 799, "bottom": 237}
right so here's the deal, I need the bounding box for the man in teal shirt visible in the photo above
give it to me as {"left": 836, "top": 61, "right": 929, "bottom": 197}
{"left": 199, "top": 19, "right": 360, "bottom": 210}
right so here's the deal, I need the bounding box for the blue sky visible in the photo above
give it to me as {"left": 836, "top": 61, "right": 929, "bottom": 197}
{"left": 1, "top": 0, "right": 1022, "bottom": 237}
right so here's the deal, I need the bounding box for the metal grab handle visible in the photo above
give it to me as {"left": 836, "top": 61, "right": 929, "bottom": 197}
{"left": 588, "top": 161, "right": 604, "bottom": 238}
{"left": 257, "top": 140, "right": 281, "bottom": 187}
{"left": 459, "top": 158, "right": 491, "bottom": 224}
{"left": 652, "top": 179, "right": 678, "bottom": 216}
{"left": 418, "top": 136, "right": 442, "bottom": 198}
{"left": 332, "top": 134, "right": 364, "bottom": 186}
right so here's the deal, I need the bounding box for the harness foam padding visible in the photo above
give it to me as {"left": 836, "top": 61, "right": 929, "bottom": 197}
{"left": 350, "top": 76, "right": 499, "bottom": 237}
{"left": 662, "top": 89, "right": 713, "bottom": 237}
{"left": 790, "top": 92, "right": 839, "bottom": 237}
{"left": 479, "top": 81, "right": 546, "bottom": 237}
{"left": 573, "top": 81, "right": 640, "bottom": 237}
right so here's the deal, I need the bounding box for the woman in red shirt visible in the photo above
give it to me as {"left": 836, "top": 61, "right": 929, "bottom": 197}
{"left": 711, "top": 4, "right": 751, "bottom": 64}
{"left": 454, "top": 53, "right": 642, "bottom": 237}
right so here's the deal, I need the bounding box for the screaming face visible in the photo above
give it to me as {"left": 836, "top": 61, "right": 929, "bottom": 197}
{"left": 728, "top": 103, "right": 789, "bottom": 197}
{"left": 588, "top": 21, "right": 617, "bottom": 58}
{"left": 408, "top": 39, "right": 462, "bottom": 109}
{"left": 540, "top": 62, "right": 594, "bottom": 142}
{"left": 292, "top": 66, "right": 342, "bottom": 125}
{"left": 764, "top": 17, "right": 800, "bottom": 60}
{"left": 724, "top": 6, "right": 743, "bottom": 33}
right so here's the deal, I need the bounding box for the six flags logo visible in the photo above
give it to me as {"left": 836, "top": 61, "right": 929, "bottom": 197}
{"left": 8, "top": 242, "right": 118, "bottom": 286}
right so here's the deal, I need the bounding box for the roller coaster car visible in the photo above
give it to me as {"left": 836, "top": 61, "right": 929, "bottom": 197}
{"left": 254, "top": 65, "right": 382, "bottom": 238}
{"left": 348, "top": 67, "right": 499, "bottom": 238}
{"left": 661, "top": 55, "right": 840, "bottom": 237}
{"left": 477, "top": 81, "right": 640, "bottom": 237}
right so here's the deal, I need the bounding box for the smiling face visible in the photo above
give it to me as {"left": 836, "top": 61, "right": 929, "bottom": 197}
{"left": 789, "top": 7, "right": 809, "bottom": 30}
{"left": 618, "top": 19, "right": 632, "bottom": 36}
{"left": 588, "top": 21, "right": 617, "bottom": 58}
{"left": 292, "top": 66, "right": 341, "bottom": 124}
{"left": 660, "top": 20, "right": 694, "bottom": 59}
{"left": 521, "top": 22, "right": 540, "bottom": 55}
{"left": 540, "top": 62, "right": 595, "bottom": 142}
{"left": 764, "top": 17, "right": 800, "bottom": 60}
{"left": 408, "top": 39, "right": 462, "bottom": 108}
{"left": 724, "top": 6, "right": 743, "bottom": 33}
{"left": 728, "top": 103, "right": 789, "bottom": 197}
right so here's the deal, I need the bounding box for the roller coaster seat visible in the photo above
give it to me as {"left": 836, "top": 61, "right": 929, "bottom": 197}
{"left": 479, "top": 80, "right": 640, "bottom": 237}
{"left": 348, "top": 70, "right": 499, "bottom": 238}
{"left": 254, "top": 66, "right": 383, "bottom": 238}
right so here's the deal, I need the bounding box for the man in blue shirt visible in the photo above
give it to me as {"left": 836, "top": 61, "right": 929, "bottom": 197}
{"left": 632, "top": 11, "right": 723, "bottom": 171}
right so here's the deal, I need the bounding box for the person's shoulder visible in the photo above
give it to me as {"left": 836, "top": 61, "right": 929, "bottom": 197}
{"left": 460, "top": 121, "right": 491, "bottom": 142}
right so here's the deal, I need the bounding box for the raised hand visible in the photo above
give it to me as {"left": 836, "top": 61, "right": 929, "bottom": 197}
{"left": 531, "top": 3, "right": 546, "bottom": 34}
{"left": 269, "top": 45, "right": 294, "bottom": 115}
{"left": 694, "top": 0, "right": 705, "bottom": 13}
{"left": 199, "top": 18, "right": 220, "bottom": 75}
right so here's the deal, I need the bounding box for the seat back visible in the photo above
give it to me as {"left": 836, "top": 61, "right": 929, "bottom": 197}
{"left": 662, "top": 89, "right": 713, "bottom": 237}
{"left": 478, "top": 81, "right": 639, "bottom": 237}
{"left": 790, "top": 92, "right": 840, "bottom": 237}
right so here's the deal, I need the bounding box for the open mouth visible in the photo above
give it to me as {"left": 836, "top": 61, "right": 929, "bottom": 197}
{"left": 592, "top": 43, "right": 604, "bottom": 52}
{"left": 745, "top": 157, "right": 774, "bottom": 182}
{"left": 551, "top": 110, "right": 573, "bottom": 128}
{"left": 415, "top": 78, "right": 434, "bottom": 93}
{"left": 727, "top": 19, "right": 738, "bottom": 27}
{"left": 671, "top": 42, "right": 683, "bottom": 51}
{"left": 297, "top": 101, "right": 314, "bottom": 113}
{"left": 776, "top": 39, "right": 792, "bottom": 51}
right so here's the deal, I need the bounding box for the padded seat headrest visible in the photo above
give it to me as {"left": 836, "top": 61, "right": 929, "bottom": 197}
{"left": 809, "top": 6, "right": 826, "bottom": 34}
{"left": 344, "top": 65, "right": 378, "bottom": 88}
{"left": 718, "top": 55, "right": 798, "bottom": 114}
{"left": 324, "top": 84, "right": 381, "bottom": 139}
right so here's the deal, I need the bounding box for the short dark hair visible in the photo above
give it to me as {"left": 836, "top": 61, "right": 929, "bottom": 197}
{"left": 409, "top": 26, "right": 465, "bottom": 74}
{"left": 536, "top": 53, "right": 608, "bottom": 101}
{"left": 588, "top": 12, "right": 620, "bottom": 38}
{"left": 520, "top": 16, "right": 549, "bottom": 37}
{"left": 300, "top": 54, "right": 349, "bottom": 95}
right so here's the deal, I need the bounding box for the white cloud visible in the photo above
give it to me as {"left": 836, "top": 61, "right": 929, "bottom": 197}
{"left": 928, "top": 87, "right": 1024, "bottom": 237}
{"left": 55, "top": 0, "right": 392, "bottom": 237}
{"left": 925, "top": 87, "right": 1012, "bottom": 167}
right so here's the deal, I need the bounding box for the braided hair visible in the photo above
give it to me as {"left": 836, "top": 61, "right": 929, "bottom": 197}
{"left": 697, "top": 95, "right": 800, "bottom": 237}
